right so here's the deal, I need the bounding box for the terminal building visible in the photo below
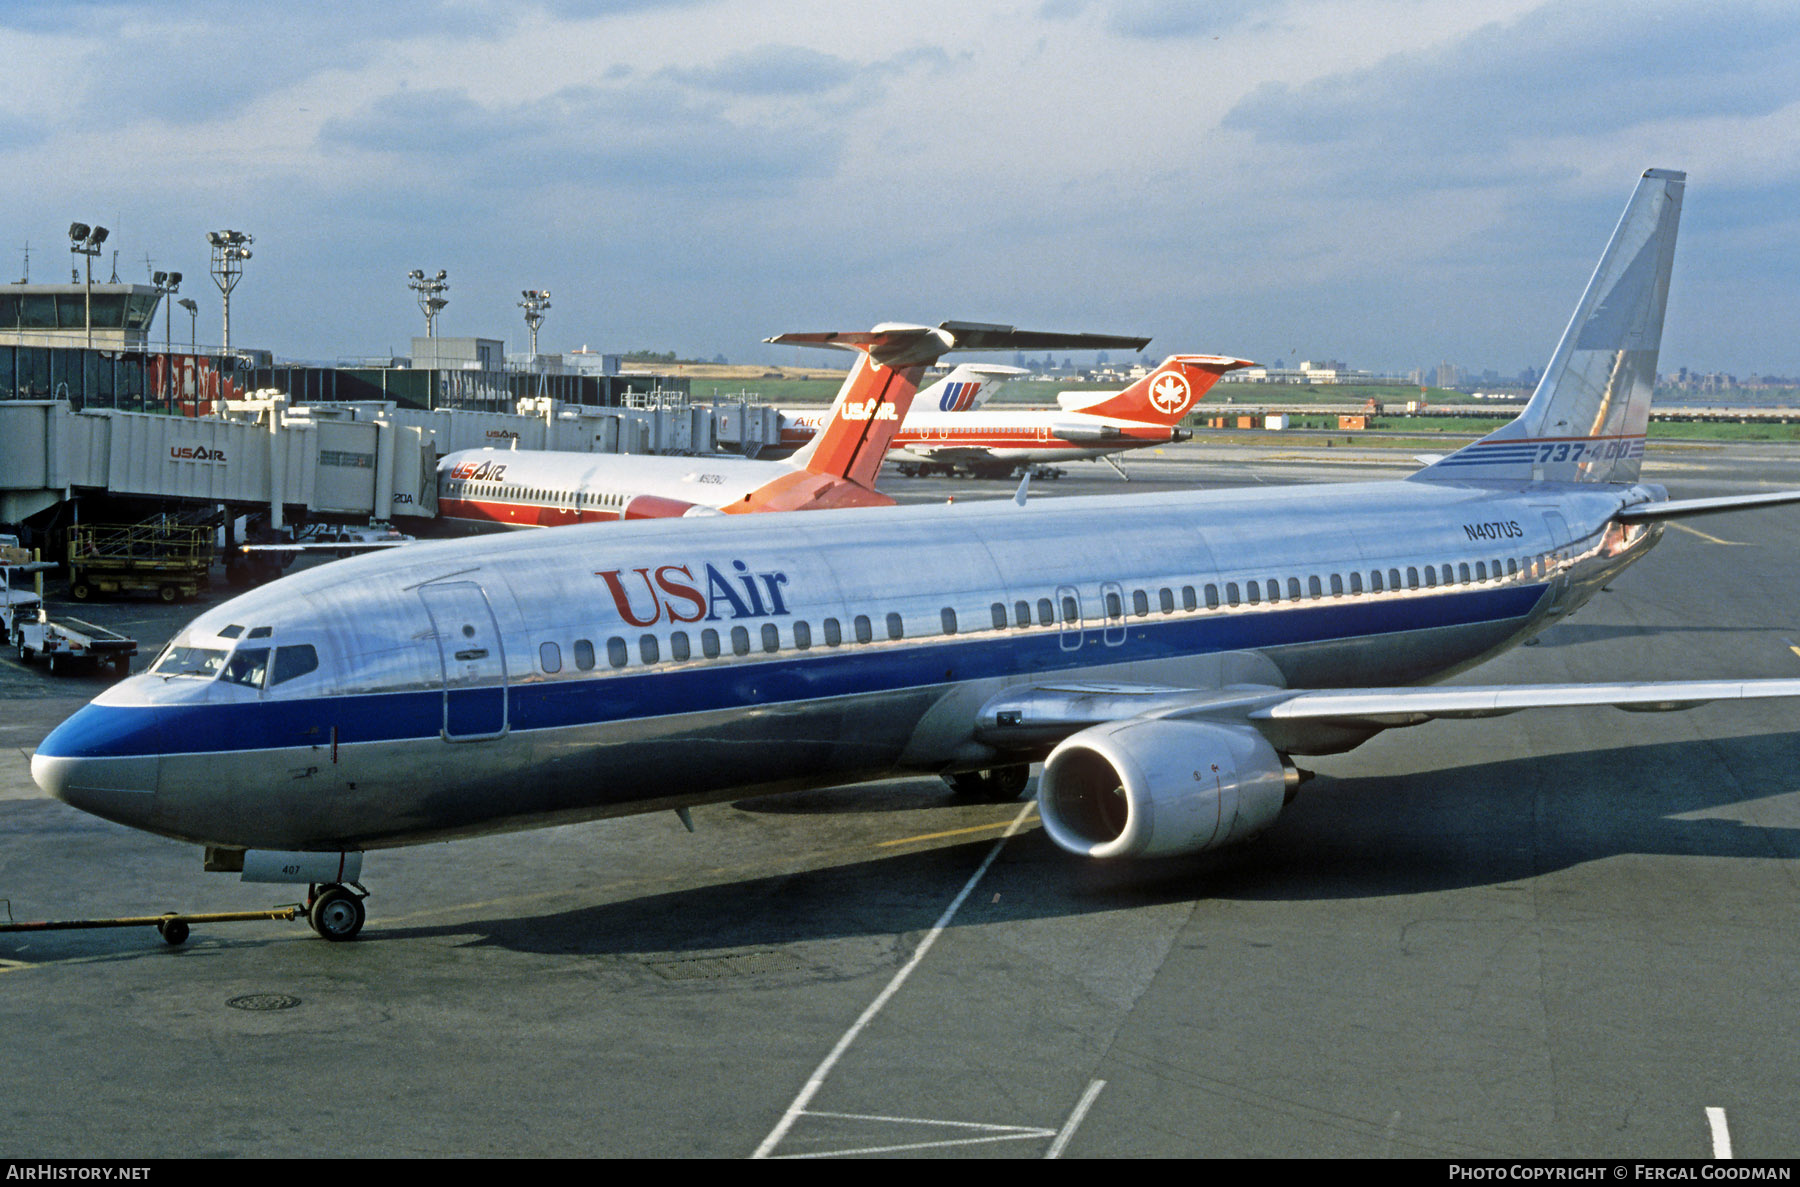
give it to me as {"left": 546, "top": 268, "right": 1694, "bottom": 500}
{"left": 0, "top": 279, "right": 777, "bottom": 557}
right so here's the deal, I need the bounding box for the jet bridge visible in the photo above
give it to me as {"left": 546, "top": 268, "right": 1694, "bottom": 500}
{"left": 0, "top": 391, "right": 784, "bottom": 531}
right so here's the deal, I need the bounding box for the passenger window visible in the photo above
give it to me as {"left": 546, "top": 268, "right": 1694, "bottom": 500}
{"left": 1159, "top": 588, "right": 1174, "bottom": 614}
{"left": 221, "top": 647, "right": 271, "bottom": 688}
{"left": 794, "top": 621, "right": 812, "bottom": 650}
{"left": 731, "top": 626, "right": 751, "bottom": 656}
{"left": 991, "top": 603, "right": 1008, "bottom": 631}
{"left": 702, "top": 628, "right": 721, "bottom": 659}
{"left": 1014, "top": 600, "right": 1031, "bottom": 627}
{"left": 1181, "top": 585, "right": 1197, "bottom": 611}
{"left": 1245, "top": 582, "right": 1260, "bottom": 605}
{"left": 1265, "top": 579, "right": 1280, "bottom": 603}
{"left": 1330, "top": 574, "right": 1344, "bottom": 597}
{"left": 761, "top": 623, "right": 780, "bottom": 653}
{"left": 1060, "top": 595, "right": 1078, "bottom": 623}
{"left": 942, "top": 608, "right": 958, "bottom": 635}
{"left": 854, "top": 615, "right": 873, "bottom": 644}
{"left": 269, "top": 645, "right": 318, "bottom": 687}
{"left": 573, "top": 639, "right": 595, "bottom": 670}
{"left": 1204, "top": 584, "right": 1220, "bottom": 610}
{"left": 1506, "top": 558, "right": 1518, "bottom": 577}
{"left": 540, "top": 642, "right": 562, "bottom": 674}
{"left": 886, "top": 612, "right": 904, "bottom": 640}
{"left": 1370, "top": 570, "right": 1384, "bottom": 593}
{"left": 1305, "top": 575, "right": 1320, "bottom": 599}
{"left": 1459, "top": 562, "right": 1471, "bottom": 584}
{"left": 1287, "top": 577, "right": 1302, "bottom": 601}
{"left": 1225, "top": 582, "right": 1239, "bottom": 607}
{"left": 639, "top": 635, "right": 659, "bottom": 664}
{"left": 1105, "top": 590, "right": 1122, "bottom": 618}
{"left": 670, "top": 632, "right": 691, "bottom": 662}
{"left": 1406, "top": 567, "right": 1419, "bottom": 589}
{"left": 1037, "top": 598, "right": 1054, "bottom": 626}
{"left": 1348, "top": 571, "right": 1362, "bottom": 595}
{"left": 824, "top": 618, "right": 842, "bottom": 647}
{"left": 607, "top": 637, "right": 628, "bottom": 667}
{"left": 1132, "top": 590, "right": 1149, "bottom": 617}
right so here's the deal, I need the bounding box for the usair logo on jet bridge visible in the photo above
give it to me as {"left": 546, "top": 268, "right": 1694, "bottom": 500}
{"left": 1149, "top": 372, "right": 1193, "bottom": 416}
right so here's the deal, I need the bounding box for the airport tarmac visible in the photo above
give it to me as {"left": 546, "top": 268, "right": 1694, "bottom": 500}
{"left": 4, "top": 438, "right": 1800, "bottom": 1159}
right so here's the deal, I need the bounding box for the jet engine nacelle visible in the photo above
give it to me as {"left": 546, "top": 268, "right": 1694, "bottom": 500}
{"left": 1038, "top": 719, "right": 1291, "bottom": 859}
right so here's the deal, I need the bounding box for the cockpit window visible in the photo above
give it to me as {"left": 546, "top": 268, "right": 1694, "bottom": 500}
{"left": 219, "top": 625, "right": 244, "bottom": 639}
{"left": 247, "top": 626, "right": 273, "bottom": 639}
{"left": 220, "top": 647, "right": 270, "bottom": 688}
{"left": 153, "top": 647, "right": 229, "bottom": 678}
{"left": 269, "top": 644, "right": 318, "bottom": 687}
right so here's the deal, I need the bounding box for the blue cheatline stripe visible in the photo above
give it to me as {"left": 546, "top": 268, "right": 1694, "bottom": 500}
{"left": 39, "top": 583, "right": 1544, "bottom": 760}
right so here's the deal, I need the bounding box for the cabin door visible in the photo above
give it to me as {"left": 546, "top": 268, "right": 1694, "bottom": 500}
{"left": 419, "top": 581, "right": 509, "bottom": 742}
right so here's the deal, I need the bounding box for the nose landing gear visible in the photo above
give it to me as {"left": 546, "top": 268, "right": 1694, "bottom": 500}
{"left": 305, "top": 883, "right": 367, "bottom": 942}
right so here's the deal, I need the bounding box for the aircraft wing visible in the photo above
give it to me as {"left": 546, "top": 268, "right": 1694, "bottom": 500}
{"left": 239, "top": 540, "right": 414, "bottom": 552}
{"left": 972, "top": 677, "right": 1800, "bottom": 756}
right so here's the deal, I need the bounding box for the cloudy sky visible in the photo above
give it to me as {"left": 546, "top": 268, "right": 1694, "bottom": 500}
{"left": 5, "top": 0, "right": 1798, "bottom": 376}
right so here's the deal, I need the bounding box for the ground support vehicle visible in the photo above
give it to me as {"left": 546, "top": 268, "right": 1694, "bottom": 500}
{"left": 66, "top": 521, "right": 213, "bottom": 603}
{"left": 14, "top": 614, "right": 137, "bottom": 676}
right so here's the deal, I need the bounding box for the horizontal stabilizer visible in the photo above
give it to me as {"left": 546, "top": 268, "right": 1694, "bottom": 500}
{"left": 769, "top": 321, "right": 1149, "bottom": 369}
{"left": 1617, "top": 490, "right": 1800, "bottom": 521}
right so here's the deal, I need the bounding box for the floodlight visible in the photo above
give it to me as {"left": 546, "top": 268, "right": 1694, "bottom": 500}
{"left": 70, "top": 222, "right": 91, "bottom": 242}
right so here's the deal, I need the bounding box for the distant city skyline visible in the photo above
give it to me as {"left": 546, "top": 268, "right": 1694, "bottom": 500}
{"left": 5, "top": 1, "right": 1798, "bottom": 377}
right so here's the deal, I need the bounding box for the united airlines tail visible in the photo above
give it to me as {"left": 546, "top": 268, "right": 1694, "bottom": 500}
{"left": 928, "top": 363, "right": 1029, "bottom": 412}
{"left": 1060, "top": 355, "right": 1253, "bottom": 425}
{"left": 1415, "top": 169, "right": 1685, "bottom": 486}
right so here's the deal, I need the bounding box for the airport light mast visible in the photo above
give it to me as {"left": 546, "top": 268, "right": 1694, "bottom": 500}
{"left": 152, "top": 270, "right": 182, "bottom": 407}
{"left": 68, "top": 222, "right": 109, "bottom": 349}
{"left": 408, "top": 269, "right": 449, "bottom": 337}
{"left": 177, "top": 297, "right": 198, "bottom": 354}
{"left": 207, "top": 230, "right": 253, "bottom": 357}
{"left": 519, "top": 289, "right": 550, "bottom": 357}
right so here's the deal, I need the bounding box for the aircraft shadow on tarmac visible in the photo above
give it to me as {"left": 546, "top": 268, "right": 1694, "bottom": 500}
{"left": 368, "top": 730, "right": 1800, "bottom": 958}
{"left": 7, "top": 732, "right": 1793, "bottom": 963}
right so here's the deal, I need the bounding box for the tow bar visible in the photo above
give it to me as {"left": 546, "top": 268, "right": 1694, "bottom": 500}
{"left": 0, "top": 899, "right": 302, "bottom": 946}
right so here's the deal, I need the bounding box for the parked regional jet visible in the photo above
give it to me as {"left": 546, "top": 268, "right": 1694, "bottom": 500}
{"left": 774, "top": 357, "right": 1246, "bottom": 479}
{"left": 429, "top": 336, "right": 1137, "bottom": 530}
{"left": 34, "top": 170, "right": 1800, "bottom": 944}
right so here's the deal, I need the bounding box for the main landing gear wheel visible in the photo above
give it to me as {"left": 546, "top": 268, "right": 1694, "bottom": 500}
{"left": 307, "top": 884, "right": 366, "bottom": 942}
{"left": 157, "top": 915, "right": 190, "bottom": 946}
{"left": 943, "top": 764, "right": 1030, "bottom": 802}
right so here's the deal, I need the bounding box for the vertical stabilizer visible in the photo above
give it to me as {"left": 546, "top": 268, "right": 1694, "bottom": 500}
{"left": 1414, "top": 169, "right": 1684, "bottom": 485}
{"left": 1062, "top": 355, "right": 1252, "bottom": 424}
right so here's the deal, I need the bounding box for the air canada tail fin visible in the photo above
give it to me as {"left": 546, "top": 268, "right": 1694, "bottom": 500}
{"left": 1414, "top": 168, "right": 1684, "bottom": 486}
{"left": 1062, "top": 355, "right": 1253, "bottom": 424}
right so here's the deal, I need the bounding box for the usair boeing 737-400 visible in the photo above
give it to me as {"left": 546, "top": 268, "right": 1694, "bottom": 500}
{"left": 32, "top": 169, "right": 1800, "bottom": 942}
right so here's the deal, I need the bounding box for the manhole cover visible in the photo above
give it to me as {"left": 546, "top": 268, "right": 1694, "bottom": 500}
{"left": 227, "top": 993, "right": 302, "bottom": 1011}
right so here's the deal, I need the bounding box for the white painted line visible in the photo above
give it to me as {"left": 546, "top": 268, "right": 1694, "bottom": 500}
{"left": 779, "top": 1131, "right": 1053, "bottom": 1159}
{"left": 1046, "top": 1079, "right": 1107, "bottom": 1159}
{"left": 1707, "top": 1107, "right": 1733, "bottom": 1159}
{"left": 752, "top": 799, "right": 1038, "bottom": 1159}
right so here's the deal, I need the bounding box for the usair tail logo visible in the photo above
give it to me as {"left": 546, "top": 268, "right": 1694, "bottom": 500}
{"left": 841, "top": 399, "right": 898, "bottom": 422}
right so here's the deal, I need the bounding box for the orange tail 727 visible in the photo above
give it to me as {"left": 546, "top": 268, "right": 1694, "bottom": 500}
{"left": 1062, "top": 355, "right": 1254, "bottom": 424}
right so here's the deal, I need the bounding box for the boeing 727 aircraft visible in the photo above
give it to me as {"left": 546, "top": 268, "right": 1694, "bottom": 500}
{"left": 32, "top": 170, "right": 1800, "bottom": 944}
{"left": 774, "top": 357, "right": 1246, "bottom": 479}
{"left": 762, "top": 362, "right": 1029, "bottom": 457}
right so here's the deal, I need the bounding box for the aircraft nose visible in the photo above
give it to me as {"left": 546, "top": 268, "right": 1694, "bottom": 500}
{"left": 31, "top": 704, "right": 162, "bottom": 830}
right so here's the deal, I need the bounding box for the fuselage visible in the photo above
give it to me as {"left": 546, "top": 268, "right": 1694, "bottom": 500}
{"left": 34, "top": 475, "right": 1664, "bottom": 853}
{"left": 772, "top": 405, "right": 1187, "bottom": 467}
